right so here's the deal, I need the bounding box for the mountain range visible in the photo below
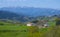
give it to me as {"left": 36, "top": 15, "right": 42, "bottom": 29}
{"left": 0, "top": 7, "right": 60, "bottom": 22}
{"left": 0, "top": 10, "right": 36, "bottom": 22}
{"left": 0, "top": 7, "right": 60, "bottom": 17}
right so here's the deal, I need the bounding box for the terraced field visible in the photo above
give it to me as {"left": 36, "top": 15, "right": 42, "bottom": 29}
{"left": 0, "top": 25, "right": 59, "bottom": 37}
{"left": 0, "top": 21, "right": 60, "bottom": 37}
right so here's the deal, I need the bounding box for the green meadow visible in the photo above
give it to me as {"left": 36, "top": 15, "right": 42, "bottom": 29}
{"left": 0, "top": 21, "right": 60, "bottom": 37}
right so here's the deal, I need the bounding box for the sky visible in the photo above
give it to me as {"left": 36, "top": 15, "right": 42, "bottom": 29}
{"left": 0, "top": 0, "right": 60, "bottom": 9}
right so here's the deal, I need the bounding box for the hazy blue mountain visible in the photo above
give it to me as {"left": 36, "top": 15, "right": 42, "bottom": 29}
{"left": 0, "top": 10, "right": 38, "bottom": 22}
{"left": 0, "top": 7, "right": 60, "bottom": 22}
{"left": 0, "top": 7, "right": 60, "bottom": 17}
{"left": 0, "top": 10, "right": 29, "bottom": 22}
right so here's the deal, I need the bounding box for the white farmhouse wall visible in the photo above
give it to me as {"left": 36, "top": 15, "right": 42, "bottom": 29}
{"left": 27, "top": 24, "right": 32, "bottom": 26}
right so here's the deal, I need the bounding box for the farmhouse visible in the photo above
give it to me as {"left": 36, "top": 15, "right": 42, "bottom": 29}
{"left": 27, "top": 23, "right": 32, "bottom": 26}
{"left": 27, "top": 22, "right": 36, "bottom": 26}
{"left": 27, "top": 20, "right": 49, "bottom": 28}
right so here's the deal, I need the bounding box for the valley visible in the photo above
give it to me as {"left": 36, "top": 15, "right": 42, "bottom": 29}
{"left": 0, "top": 7, "right": 60, "bottom": 37}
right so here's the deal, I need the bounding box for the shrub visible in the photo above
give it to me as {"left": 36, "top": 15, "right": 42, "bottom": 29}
{"left": 28, "top": 26, "right": 39, "bottom": 33}
{"left": 0, "top": 22, "right": 4, "bottom": 25}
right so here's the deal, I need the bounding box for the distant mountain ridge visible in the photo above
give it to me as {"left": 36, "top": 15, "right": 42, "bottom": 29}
{"left": 0, "top": 7, "right": 60, "bottom": 17}
{"left": 0, "top": 10, "right": 28, "bottom": 22}
{"left": 0, "top": 10, "right": 38, "bottom": 22}
{"left": 0, "top": 7, "right": 60, "bottom": 22}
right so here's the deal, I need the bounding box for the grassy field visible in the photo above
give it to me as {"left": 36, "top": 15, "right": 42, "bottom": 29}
{"left": 0, "top": 21, "right": 60, "bottom": 37}
{"left": 0, "top": 25, "right": 60, "bottom": 37}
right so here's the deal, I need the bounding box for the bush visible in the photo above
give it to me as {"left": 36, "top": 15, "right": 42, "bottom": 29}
{"left": 28, "top": 26, "right": 39, "bottom": 33}
{"left": 0, "top": 22, "right": 4, "bottom": 25}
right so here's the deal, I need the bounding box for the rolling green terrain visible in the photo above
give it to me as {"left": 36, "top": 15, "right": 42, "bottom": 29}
{"left": 0, "top": 26, "right": 60, "bottom": 37}
{"left": 0, "top": 20, "right": 60, "bottom": 37}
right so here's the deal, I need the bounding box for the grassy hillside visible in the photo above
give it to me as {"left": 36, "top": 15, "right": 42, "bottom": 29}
{"left": 0, "top": 20, "right": 60, "bottom": 37}
{"left": 0, "top": 26, "right": 60, "bottom": 37}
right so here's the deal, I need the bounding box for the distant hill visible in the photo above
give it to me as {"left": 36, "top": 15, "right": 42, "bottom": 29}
{"left": 0, "top": 10, "right": 29, "bottom": 22}
{"left": 0, "top": 7, "right": 60, "bottom": 22}
{"left": 0, "top": 10, "right": 38, "bottom": 22}
{"left": 0, "top": 7, "right": 60, "bottom": 17}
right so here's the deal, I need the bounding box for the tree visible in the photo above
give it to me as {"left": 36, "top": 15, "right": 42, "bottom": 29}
{"left": 0, "top": 22, "right": 4, "bottom": 25}
{"left": 55, "top": 17, "right": 60, "bottom": 25}
{"left": 28, "top": 26, "right": 39, "bottom": 33}
{"left": 31, "top": 20, "right": 39, "bottom": 23}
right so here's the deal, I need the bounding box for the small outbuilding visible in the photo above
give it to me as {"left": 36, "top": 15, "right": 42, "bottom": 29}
{"left": 27, "top": 22, "right": 36, "bottom": 26}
